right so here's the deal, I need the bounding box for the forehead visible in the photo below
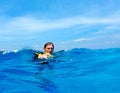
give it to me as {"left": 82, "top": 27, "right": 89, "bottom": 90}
{"left": 45, "top": 44, "right": 53, "bottom": 48}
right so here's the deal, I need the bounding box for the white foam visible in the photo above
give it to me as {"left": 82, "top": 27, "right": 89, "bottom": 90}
{"left": 2, "top": 50, "right": 19, "bottom": 54}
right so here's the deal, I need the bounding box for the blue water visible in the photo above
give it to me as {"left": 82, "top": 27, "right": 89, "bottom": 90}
{"left": 0, "top": 48, "right": 120, "bottom": 93}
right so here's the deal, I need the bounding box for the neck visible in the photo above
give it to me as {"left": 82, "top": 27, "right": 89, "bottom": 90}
{"left": 44, "top": 52, "right": 52, "bottom": 54}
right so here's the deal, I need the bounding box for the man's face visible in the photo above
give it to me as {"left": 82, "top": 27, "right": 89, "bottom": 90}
{"left": 44, "top": 44, "right": 54, "bottom": 54}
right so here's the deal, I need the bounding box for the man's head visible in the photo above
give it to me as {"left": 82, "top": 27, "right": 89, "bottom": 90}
{"left": 44, "top": 42, "right": 54, "bottom": 54}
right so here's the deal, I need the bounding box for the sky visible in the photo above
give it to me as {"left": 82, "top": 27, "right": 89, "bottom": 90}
{"left": 0, "top": 0, "right": 120, "bottom": 51}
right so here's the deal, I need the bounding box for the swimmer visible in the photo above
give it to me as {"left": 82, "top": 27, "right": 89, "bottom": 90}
{"left": 34, "top": 42, "right": 54, "bottom": 60}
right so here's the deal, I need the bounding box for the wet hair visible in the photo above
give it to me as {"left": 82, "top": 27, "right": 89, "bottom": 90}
{"left": 44, "top": 42, "right": 54, "bottom": 49}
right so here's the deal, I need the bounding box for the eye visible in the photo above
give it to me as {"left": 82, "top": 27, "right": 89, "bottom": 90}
{"left": 47, "top": 48, "right": 53, "bottom": 50}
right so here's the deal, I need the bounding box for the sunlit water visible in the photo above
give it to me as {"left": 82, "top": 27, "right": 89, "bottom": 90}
{"left": 0, "top": 48, "right": 120, "bottom": 93}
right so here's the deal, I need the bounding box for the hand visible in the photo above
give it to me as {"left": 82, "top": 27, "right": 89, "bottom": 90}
{"left": 41, "top": 54, "right": 49, "bottom": 59}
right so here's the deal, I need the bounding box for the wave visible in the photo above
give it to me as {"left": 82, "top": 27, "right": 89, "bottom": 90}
{"left": 0, "top": 48, "right": 120, "bottom": 93}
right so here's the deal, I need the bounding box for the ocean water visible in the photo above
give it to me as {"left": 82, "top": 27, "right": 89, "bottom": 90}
{"left": 0, "top": 48, "right": 120, "bottom": 93}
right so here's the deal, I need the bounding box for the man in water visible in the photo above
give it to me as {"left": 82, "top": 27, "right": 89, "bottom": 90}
{"left": 34, "top": 42, "right": 54, "bottom": 60}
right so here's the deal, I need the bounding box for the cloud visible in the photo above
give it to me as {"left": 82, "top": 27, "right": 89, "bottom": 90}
{"left": 105, "top": 25, "right": 120, "bottom": 30}
{"left": 0, "top": 12, "right": 120, "bottom": 48}
{"left": 0, "top": 12, "right": 120, "bottom": 35}
{"left": 73, "top": 38, "right": 92, "bottom": 42}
